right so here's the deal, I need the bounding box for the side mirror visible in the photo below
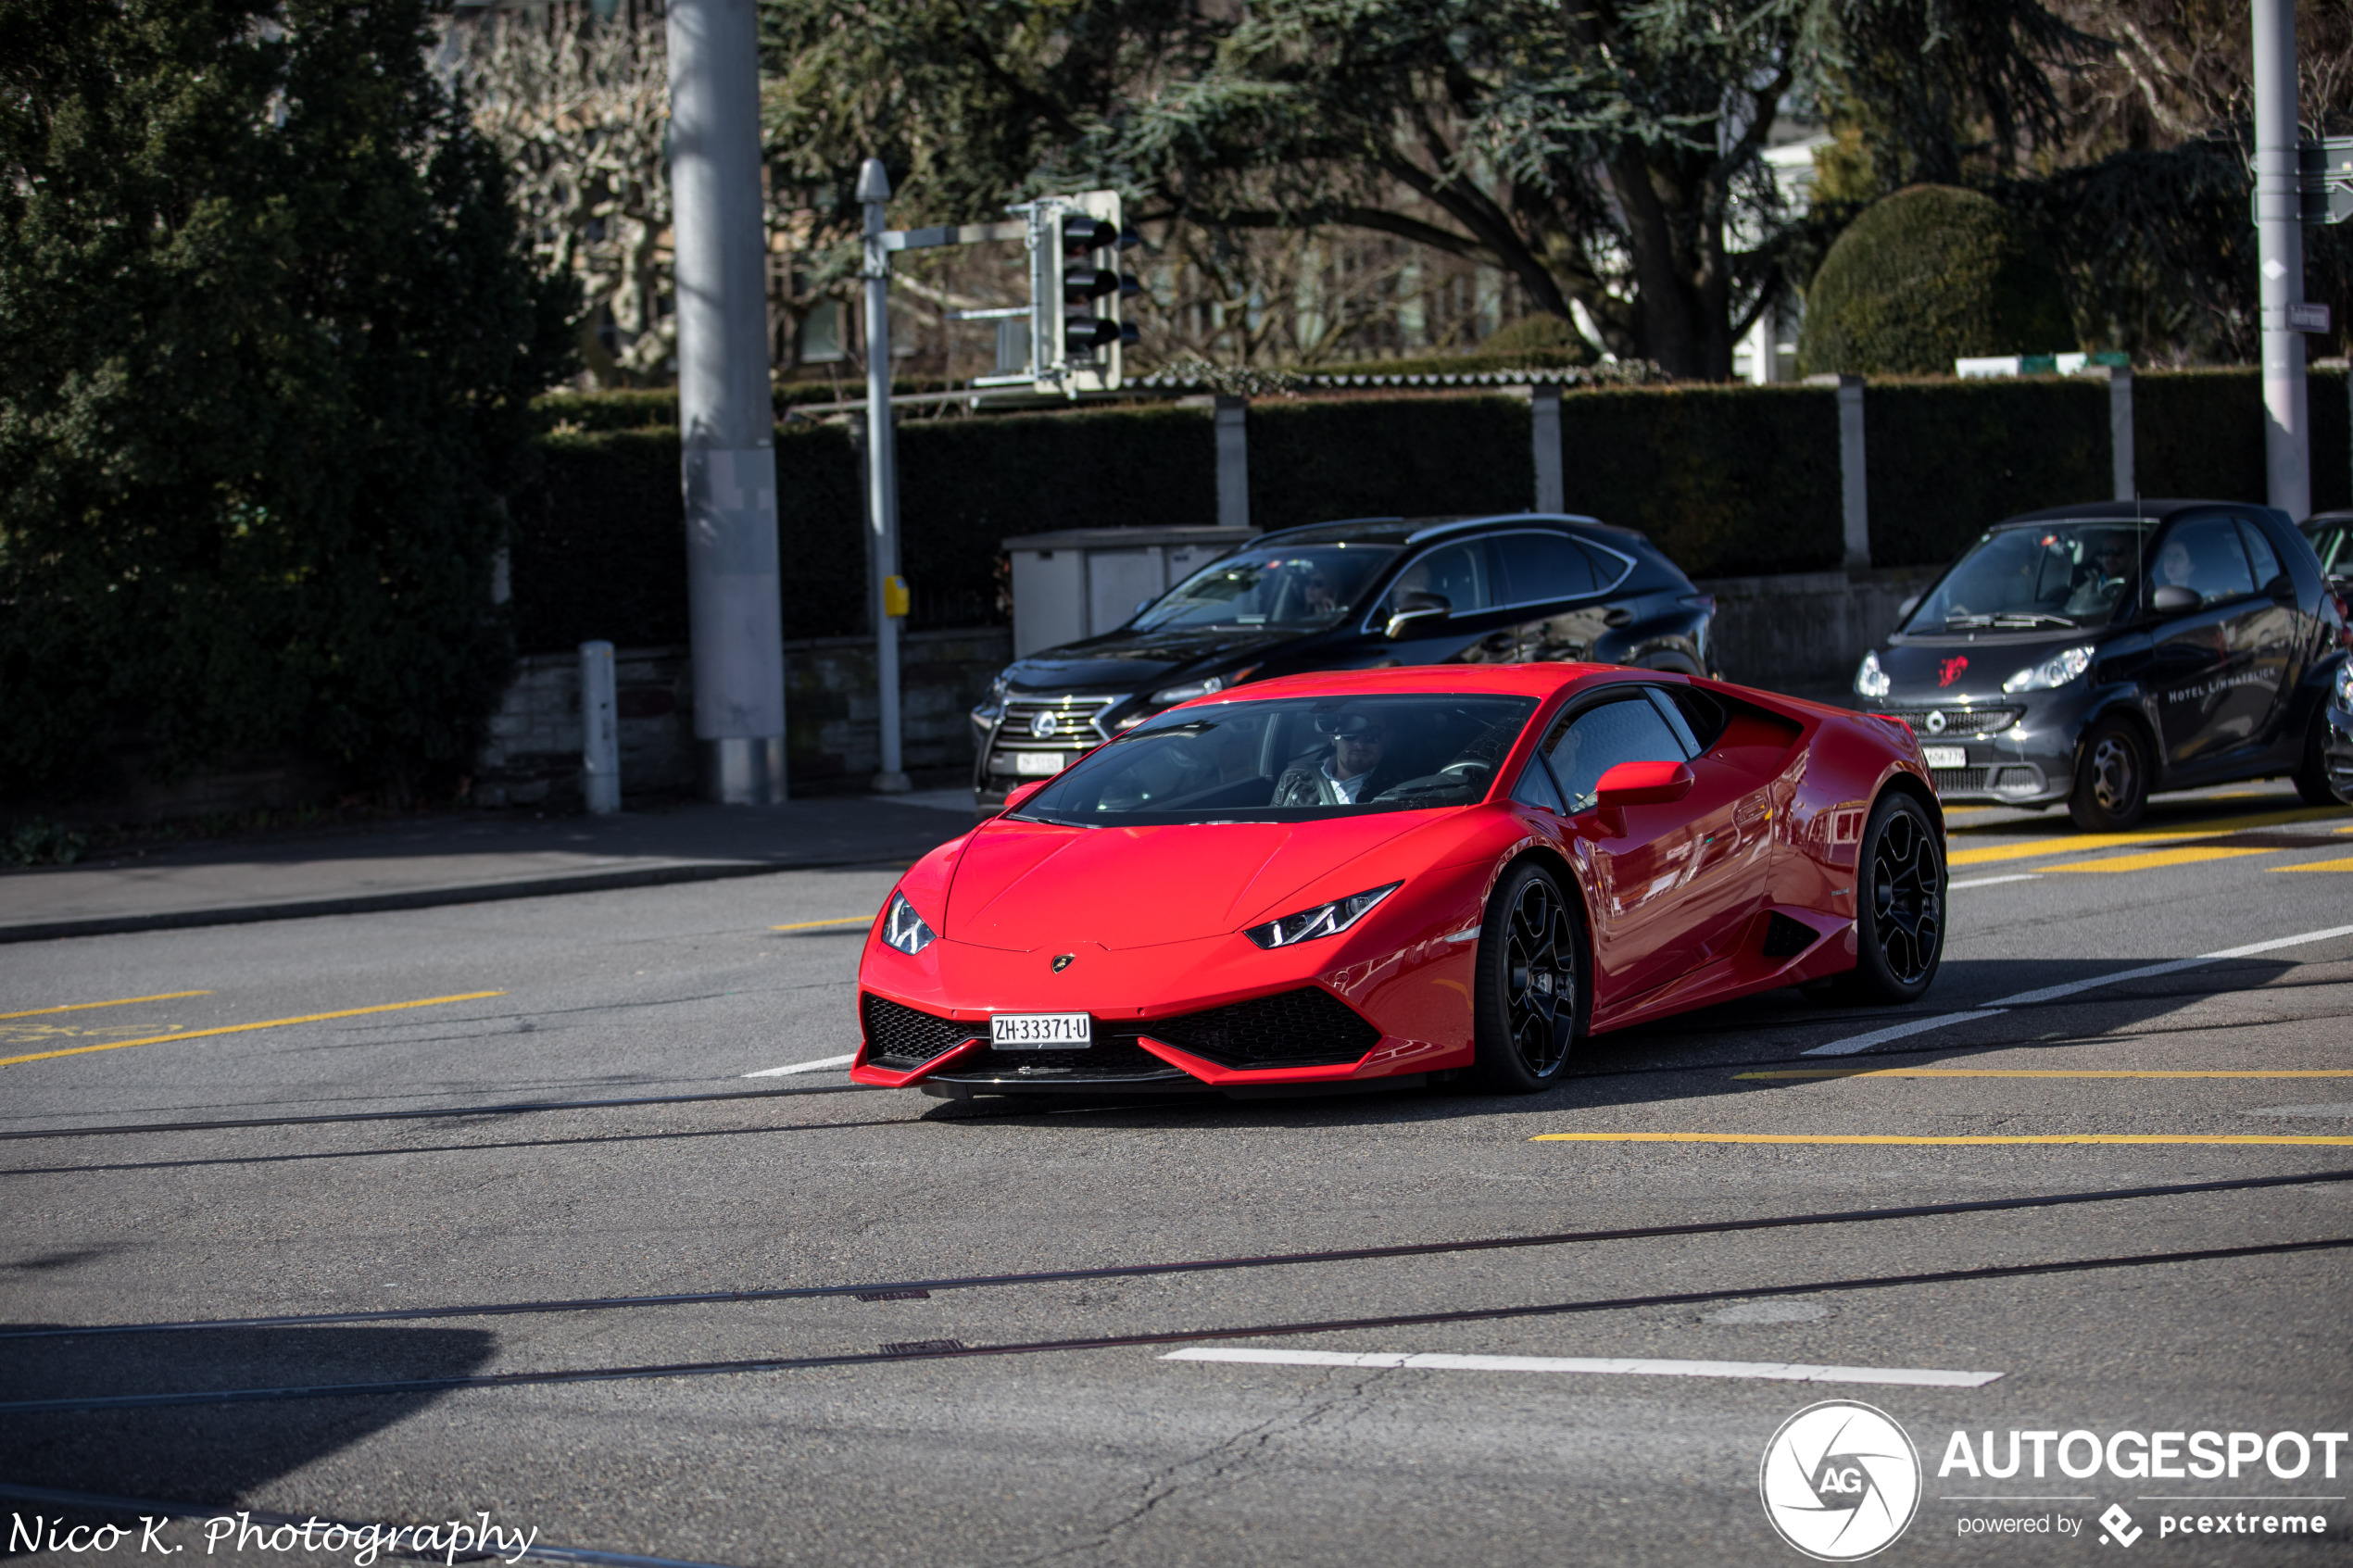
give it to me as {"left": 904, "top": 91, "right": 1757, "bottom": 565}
{"left": 2150, "top": 583, "right": 2200, "bottom": 613}
{"left": 1000, "top": 780, "right": 1051, "bottom": 813}
{"left": 1384, "top": 591, "right": 1453, "bottom": 641}
{"left": 1593, "top": 759, "right": 1694, "bottom": 808}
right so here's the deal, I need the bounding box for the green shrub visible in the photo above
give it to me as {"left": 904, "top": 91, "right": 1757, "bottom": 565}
{"left": 1247, "top": 396, "right": 1532, "bottom": 533}
{"left": 2134, "top": 367, "right": 2352, "bottom": 512}
{"left": 1798, "top": 185, "right": 2075, "bottom": 377}
{"left": 1862, "top": 377, "right": 2110, "bottom": 567}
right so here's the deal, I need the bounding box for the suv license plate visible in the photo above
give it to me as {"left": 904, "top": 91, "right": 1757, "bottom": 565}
{"left": 1921, "top": 746, "right": 1968, "bottom": 770}
{"left": 991, "top": 1012, "right": 1091, "bottom": 1048}
{"left": 1014, "top": 751, "right": 1066, "bottom": 776}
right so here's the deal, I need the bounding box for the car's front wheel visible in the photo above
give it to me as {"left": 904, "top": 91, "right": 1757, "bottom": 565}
{"left": 1838, "top": 791, "right": 1945, "bottom": 1004}
{"left": 1468, "top": 861, "right": 1583, "bottom": 1093}
{"left": 2070, "top": 716, "right": 2148, "bottom": 832}
{"left": 2294, "top": 702, "right": 2344, "bottom": 806}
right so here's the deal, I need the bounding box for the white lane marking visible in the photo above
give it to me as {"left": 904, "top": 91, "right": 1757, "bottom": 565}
{"left": 1949, "top": 873, "right": 2041, "bottom": 889}
{"left": 1805, "top": 921, "right": 2353, "bottom": 1058}
{"left": 1163, "top": 1347, "right": 2001, "bottom": 1388}
{"left": 1804, "top": 1010, "right": 2007, "bottom": 1058}
{"left": 742, "top": 1053, "right": 857, "bottom": 1078}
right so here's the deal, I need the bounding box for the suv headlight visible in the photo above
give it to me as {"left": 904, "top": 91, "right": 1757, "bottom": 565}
{"left": 880, "top": 891, "right": 937, "bottom": 955}
{"left": 1242, "top": 883, "right": 1401, "bottom": 949}
{"left": 2335, "top": 660, "right": 2353, "bottom": 708}
{"left": 1152, "top": 674, "right": 1228, "bottom": 706}
{"left": 2002, "top": 645, "right": 2094, "bottom": 694}
{"left": 1854, "top": 651, "right": 1891, "bottom": 699}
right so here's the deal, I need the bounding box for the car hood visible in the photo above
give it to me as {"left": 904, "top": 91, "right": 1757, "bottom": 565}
{"left": 1009, "top": 627, "right": 1298, "bottom": 694}
{"left": 1878, "top": 633, "right": 2085, "bottom": 707}
{"left": 943, "top": 811, "right": 1441, "bottom": 951}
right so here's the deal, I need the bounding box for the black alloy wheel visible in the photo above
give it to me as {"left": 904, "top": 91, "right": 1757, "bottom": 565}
{"left": 2069, "top": 716, "right": 2148, "bottom": 832}
{"left": 1838, "top": 792, "right": 1945, "bottom": 1004}
{"left": 2294, "top": 703, "right": 2344, "bottom": 806}
{"left": 1469, "top": 860, "right": 1582, "bottom": 1092}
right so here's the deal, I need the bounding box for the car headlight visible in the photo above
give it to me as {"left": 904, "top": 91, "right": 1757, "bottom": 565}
{"left": 2335, "top": 660, "right": 2353, "bottom": 708}
{"left": 1242, "top": 882, "right": 1401, "bottom": 949}
{"left": 1854, "top": 651, "right": 1891, "bottom": 699}
{"left": 1151, "top": 674, "right": 1229, "bottom": 706}
{"left": 879, "top": 891, "right": 937, "bottom": 955}
{"left": 2002, "top": 645, "right": 2094, "bottom": 694}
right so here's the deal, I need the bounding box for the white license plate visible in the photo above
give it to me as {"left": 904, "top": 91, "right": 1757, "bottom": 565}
{"left": 991, "top": 1012, "right": 1091, "bottom": 1048}
{"left": 1922, "top": 746, "right": 1968, "bottom": 770}
{"left": 1013, "top": 751, "right": 1067, "bottom": 776}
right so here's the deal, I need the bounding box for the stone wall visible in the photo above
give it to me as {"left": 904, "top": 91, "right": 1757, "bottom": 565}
{"left": 1696, "top": 565, "right": 1943, "bottom": 697}
{"left": 474, "top": 627, "right": 1013, "bottom": 807}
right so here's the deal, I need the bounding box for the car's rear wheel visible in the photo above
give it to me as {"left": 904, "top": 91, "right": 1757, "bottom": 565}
{"left": 1838, "top": 792, "right": 1945, "bottom": 1004}
{"left": 2069, "top": 716, "right": 2148, "bottom": 832}
{"left": 2294, "top": 702, "right": 2343, "bottom": 806}
{"left": 1469, "top": 861, "right": 1583, "bottom": 1092}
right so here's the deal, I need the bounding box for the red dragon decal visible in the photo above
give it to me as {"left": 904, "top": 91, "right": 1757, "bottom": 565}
{"left": 1938, "top": 657, "right": 1969, "bottom": 688}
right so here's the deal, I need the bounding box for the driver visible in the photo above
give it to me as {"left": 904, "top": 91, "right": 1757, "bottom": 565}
{"left": 2063, "top": 531, "right": 2137, "bottom": 616}
{"left": 1272, "top": 708, "right": 1404, "bottom": 806}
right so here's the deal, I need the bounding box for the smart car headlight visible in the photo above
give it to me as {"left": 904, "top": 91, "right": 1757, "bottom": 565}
{"left": 1854, "top": 651, "right": 1891, "bottom": 699}
{"left": 880, "top": 891, "right": 937, "bottom": 955}
{"left": 1242, "top": 882, "right": 1401, "bottom": 949}
{"left": 2002, "top": 645, "right": 2094, "bottom": 694}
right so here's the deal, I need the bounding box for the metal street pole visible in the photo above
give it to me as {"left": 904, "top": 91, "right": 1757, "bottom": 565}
{"left": 667, "top": 0, "right": 788, "bottom": 804}
{"left": 2253, "top": 0, "right": 2309, "bottom": 519}
{"left": 859, "top": 157, "right": 910, "bottom": 794}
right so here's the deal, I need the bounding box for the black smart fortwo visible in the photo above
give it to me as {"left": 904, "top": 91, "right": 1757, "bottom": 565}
{"left": 1854, "top": 499, "right": 2350, "bottom": 831}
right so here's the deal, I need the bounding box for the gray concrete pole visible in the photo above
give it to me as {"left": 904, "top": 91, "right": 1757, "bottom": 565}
{"left": 2105, "top": 366, "right": 2135, "bottom": 502}
{"left": 668, "top": 0, "right": 787, "bottom": 805}
{"left": 1529, "top": 383, "right": 1564, "bottom": 512}
{"left": 1214, "top": 396, "right": 1251, "bottom": 533}
{"left": 2253, "top": 0, "right": 2309, "bottom": 518}
{"left": 579, "top": 641, "right": 621, "bottom": 815}
{"left": 1834, "top": 376, "right": 1869, "bottom": 569}
{"left": 859, "top": 157, "right": 909, "bottom": 793}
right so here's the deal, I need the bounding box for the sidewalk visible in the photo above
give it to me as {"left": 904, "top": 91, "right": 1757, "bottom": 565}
{"left": 0, "top": 794, "right": 984, "bottom": 944}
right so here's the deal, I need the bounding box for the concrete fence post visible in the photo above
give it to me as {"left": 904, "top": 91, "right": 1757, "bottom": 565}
{"left": 1214, "top": 396, "right": 1251, "bottom": 534}
{"left": 1808, "top": 373, "right": 1870, "bottom": 570}
{"left": 580, "top": 640, "right": 621, "bottom": 815}
{"left": 1530, "top": 383, "right": 1564, "bottom": 513}
{"left": 2103, "top": 365, "right": 2135, "bottom": 501}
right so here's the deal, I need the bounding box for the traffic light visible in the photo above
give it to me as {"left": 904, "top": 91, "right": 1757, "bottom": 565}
{"left": 1014, "top": 192, "right": 1139, "bottom": 395}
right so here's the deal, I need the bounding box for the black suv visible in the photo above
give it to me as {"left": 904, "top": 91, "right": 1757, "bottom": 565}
{"left": 1854, "top": 499, "right": 2349, "bottom": 830}
{"left": 971, "top": 512, "right": 1718, "bottom": 805}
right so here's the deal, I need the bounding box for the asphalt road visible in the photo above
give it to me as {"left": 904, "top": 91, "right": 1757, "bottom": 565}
{"left": 3, "top": 784, "right": 2350, "bottom": 1567}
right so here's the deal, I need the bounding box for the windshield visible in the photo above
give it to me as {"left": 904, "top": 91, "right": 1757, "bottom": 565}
{"left": 1132, "top": 544, "right": 1402, "bottom": 632}
{"left": 1903, "top": 521, "right": 2154, "bottom": 633}
{"left": 2309, "top": 520, "right": 2350, "bottom": 577}
{"left": 1011, "top": 693, "right": 1539, "bottom": 826}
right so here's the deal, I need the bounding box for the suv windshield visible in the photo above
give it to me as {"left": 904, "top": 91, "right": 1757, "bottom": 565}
{"left": 1011, "top": 693, "right": 1538, "bottom": 826}
{"left": 1903, "top": 521, "right": 2154, "bottom": 633}
{"left": 1133, "top": 544, "right": 1401, "bottom": 632}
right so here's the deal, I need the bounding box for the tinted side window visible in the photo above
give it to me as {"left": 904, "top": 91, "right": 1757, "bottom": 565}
{"left": 1658, "top": 684, "right": 1729, "bottom": 750}
{"left": 1511, "top": 757, "right": 1566, "bottom": 813}
{"left": 1643, "top": 688, "right": 1701, "bottom": 757}
{"left": 1496, "top": 532, "right": 1598, "bottom": 605}
{"left": 1383, "top": 540, "right": 1496, "bottom": 616}
{"left": 2152, "top": 516, "right": 2256, "bottom": 606}
{"left": 2238, "top": 520, "right": 2284, "bottom": 594}
{"left": 1546, "top": 696, "right": 1686, "bottom": 812}
{"left": 2310, "top": 522, "right": 2350, "bottom": 576}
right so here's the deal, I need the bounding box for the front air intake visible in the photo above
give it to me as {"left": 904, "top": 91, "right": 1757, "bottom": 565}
{"left": 861, "top": 994, "right": 981, "bottom": 1066}
{"left": 1146, "top": 986, "right": 1381, "bottom": 1069}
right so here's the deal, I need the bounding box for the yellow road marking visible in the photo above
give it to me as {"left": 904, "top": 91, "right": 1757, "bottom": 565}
{"left": 0, "top": 990, "right": 210, "bottom": 1021}
{"left": 2271, "top": 856, "right": 2353, "bottom": 872}
{"left": 1529, "top": 1133, "right": 2353, "bottom": 1147}
{"left": 770, "top": 916, "right": 875, "bottom": 932}
{"left": 1738, "top": 1069, "right": 2353, "bottom": 1081}
{"left": 0, "top": 993, "right": 505, "bottom": 1068}
{"left": 2046, "top": 847, "right": 2274, "bottom": 873}
{"left": 1947, "top": 804, "right": 2350, "bottom": 867}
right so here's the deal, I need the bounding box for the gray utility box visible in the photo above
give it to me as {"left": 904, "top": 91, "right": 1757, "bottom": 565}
{"left": 1002, "top": 526, "right": 1254, "bottom": 659}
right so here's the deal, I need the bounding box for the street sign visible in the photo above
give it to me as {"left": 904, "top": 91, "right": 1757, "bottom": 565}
{"left": 2300, "top": 136, "right": 2353, "bottom": 225}
{"left": 2288, "top": 302, "right": 2332, "bottom": 333}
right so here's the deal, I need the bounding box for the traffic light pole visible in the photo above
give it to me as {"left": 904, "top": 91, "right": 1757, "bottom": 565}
{"left": 2252, "top": 0, "right": 2309, "bottom": 519}
{"left": 859, "top": 158, "right": 910, "bottom": 794}
{"left": 666, "top": 0, "right": 788, "bottom": 804}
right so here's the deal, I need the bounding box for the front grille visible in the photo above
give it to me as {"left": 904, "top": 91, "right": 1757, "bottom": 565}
{"left": 995, "top": 695, "right": 1119, "bottom": 750}
{"left": 937, "top": 1038, "right": 1184, "bottom": 1081}
{"left": 1885, "top": 707, "right": 2021, "bottom": 737}
{"left": 1930, "top": 767, "right": 1991, "bottom": 794}
{"left": 1146, "top": 986, "right": 1382, "bottom": 1069}
{"left": 861, "top": 994, "right": 981, "bottom": 1066}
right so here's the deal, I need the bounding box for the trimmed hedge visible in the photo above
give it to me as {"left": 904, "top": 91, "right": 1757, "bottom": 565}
{"left": 2137, "top": 368, "right": 2350, "bottom": 511}
{"left": 1864, "top": 377, "right": 2111, "bottom": 567}
{"left": 1247, "top": 395, "right": 1532, "bottom": 533}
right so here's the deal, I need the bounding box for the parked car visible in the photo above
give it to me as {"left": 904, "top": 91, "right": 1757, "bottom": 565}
{"left": 1852, "top": 499, "right": 2349, "bottom": 830}
{"left": 971, "top": 512, "right": 1718, "bottom": 805}
{"left": 866, "top": 664, "right": 1941, "bottom": 1099}
{"left": 2311, "top": 511, "right": 2353, "bottom": 796}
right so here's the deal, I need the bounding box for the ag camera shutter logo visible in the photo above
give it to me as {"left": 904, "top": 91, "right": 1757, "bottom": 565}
{"left": 1760, "top": 1400, "right": 1922, "bottom": 1561}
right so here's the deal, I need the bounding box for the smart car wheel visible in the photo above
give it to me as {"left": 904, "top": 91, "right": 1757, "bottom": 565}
{"left": 1840, "top": 792, "right": 1944, "bottom": 1004}
{"left": 2069, "top": 717, "right": 2147, "bottom": 832}
{"left": 1469, "top": 861, "right": 1582, "bottom": 1092}
{"left": 2294, "top": 703, "right": 2342, "bottom": 807}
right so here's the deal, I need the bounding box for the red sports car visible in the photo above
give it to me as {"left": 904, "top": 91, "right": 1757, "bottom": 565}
{"left": 852, "top": 665, "right": 1944, "bottom": 1098}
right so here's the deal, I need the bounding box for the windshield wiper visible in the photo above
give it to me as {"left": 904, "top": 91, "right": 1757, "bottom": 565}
{"left": 1991, "top": 612, "right": 2078, "bottom": 629}
{"left": 1941, "top": 613, "right": 1994, "bottom": 628}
